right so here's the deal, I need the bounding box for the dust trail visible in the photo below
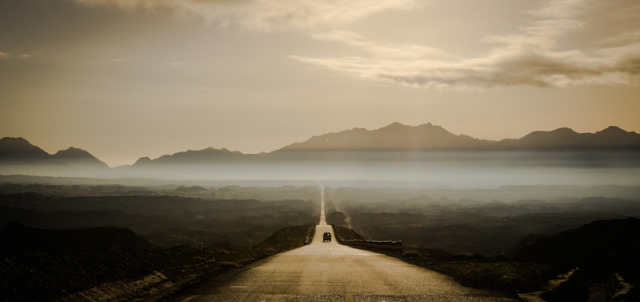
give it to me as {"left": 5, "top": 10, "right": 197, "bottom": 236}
{"left": 321, "top": 185, "right": 354, "bottom": 230}
{"left": 315, "top": 181, "right": 326, "bottom": 225}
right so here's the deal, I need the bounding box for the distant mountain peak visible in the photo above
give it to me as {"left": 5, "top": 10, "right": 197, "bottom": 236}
{"left": 0, "top": 137, "right": 30, "bottom": 144}
{"left": 134, "top": 157, "right": 152, "bottom": 165}
{"left": 381, "top": 122, "right": 408, "bottom": 129}
{"left": 0, "top": 137, "right": 43, "bottom": 150}
{"left": 523, "top": 127, "right": 577, "bottom": 138}
{"left": 552, "top": 127, "right": 577, "bottom": 133}
{"left": 202, "top": 147, "right": 236, "bottom": 153}
{"left": 0, "top": 137, "right": 51, "bottom": 161}
{"left": 598, "top": 126, "right": 626, "bottom": 134}
{"left": 53, "top": 147, "right": 108, "bottom": 168}
{"left": 54, "top": 147, "right": 92, "bottom": 157}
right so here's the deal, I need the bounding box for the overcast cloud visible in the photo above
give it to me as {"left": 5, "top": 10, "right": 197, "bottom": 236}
{"left": 70, "top": 0, "right": 417, "bottom": 31}
{"left": 292, "top": 0, "right": 640, "bottom": 89}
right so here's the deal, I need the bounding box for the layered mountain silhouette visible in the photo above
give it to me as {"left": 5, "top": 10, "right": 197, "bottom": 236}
{"left": 0, "top": 137, "right": 108, "bottom": 168}
{"left": 2, "top": 123, "right": 640, "bottom": 170}
{"left": 132, "top": 147, "right": 254, "bottom": 166}
{"left": 279, "top": 123, "right": 640, "bottom": 151}
{"left": 499, "top": 126, "right": 640, "bottom": 150}
{"left": 278, "top": 122, "right": 488, "bottom": 151}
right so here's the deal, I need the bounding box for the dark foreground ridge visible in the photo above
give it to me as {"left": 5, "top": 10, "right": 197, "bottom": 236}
{"left": 0, "top": 223, "right": 315, "bottom": 302}
{"left": 516, "top": 217, "right": 640, "bottom": 301}
{"left": 0, "top": 221, "right": 155, "bottom": 253}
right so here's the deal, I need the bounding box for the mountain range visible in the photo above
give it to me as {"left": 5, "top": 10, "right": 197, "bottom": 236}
{"left": 279, "top": 122, "right": 640, "bottom": 151}
{"left": 1, "top": 123, "right": 640, "bottom": 170}
{"left": 0, "top": 137, "right": 108, "bottom": 168}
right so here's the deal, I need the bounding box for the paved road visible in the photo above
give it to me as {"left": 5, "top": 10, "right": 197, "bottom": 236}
{"left": 172, "top": 185, "right": 517, "bottom": 302}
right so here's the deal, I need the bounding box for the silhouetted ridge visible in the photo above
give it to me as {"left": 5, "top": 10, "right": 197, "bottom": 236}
{"left": 53, "top": 147, "right": 109, "bottom": 168}
{"left": 0, "top": 137, "right": 50, "bottom": 162}
{"left": 499, "top": 126, "right": 640, "bottom": 149}
{"left": 134, "top": 157, "right": 152, "bottom": 165}
{"left": 131, "top": 147, "right": 250, "bottom": 166}
{"left": 599, "top": 126, "right": 627, "bottom": 134}
{"left": 53, "top": 147, "right": 93, "bottom": 159}
{"left": 278, "top": 123, "right": 640, "bottom": 151}
{"left": 278, "top": 122, "right": 487, "bottom": 151}
{"left": 0, "top": 138, "right": 108, "bottom": 168}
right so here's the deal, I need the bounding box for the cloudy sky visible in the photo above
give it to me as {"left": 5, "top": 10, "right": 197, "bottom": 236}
{"left": 1, "top": 0, "right": 639, "bottom": 166}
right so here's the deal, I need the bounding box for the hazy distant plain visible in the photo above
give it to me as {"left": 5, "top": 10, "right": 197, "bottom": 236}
{"left": 64, "top": 150, "right": 640, "bottom": 188}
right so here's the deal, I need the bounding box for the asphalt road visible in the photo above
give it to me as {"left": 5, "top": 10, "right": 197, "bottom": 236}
{"left": 171, "top": 185, "right": 517, "bottom": 302}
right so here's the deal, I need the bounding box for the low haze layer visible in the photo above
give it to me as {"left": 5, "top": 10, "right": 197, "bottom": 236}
{"left": 2, "top": 123, "right": 640, "bottom": 187}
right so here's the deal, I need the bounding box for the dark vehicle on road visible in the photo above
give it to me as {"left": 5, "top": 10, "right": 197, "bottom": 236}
{"left": 323, "top": 232, "right": 332, "bottom": 242}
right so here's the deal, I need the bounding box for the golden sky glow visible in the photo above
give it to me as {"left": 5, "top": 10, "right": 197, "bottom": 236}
{"left": 1, "top": 0, "right": 639, "bottom": 166}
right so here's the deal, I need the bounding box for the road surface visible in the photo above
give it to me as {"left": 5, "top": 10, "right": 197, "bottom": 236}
{"left": 171, "top": 185, "right": 517, "bottom": 302}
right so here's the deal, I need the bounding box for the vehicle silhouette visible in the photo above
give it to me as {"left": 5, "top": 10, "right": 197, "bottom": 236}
{"left": 323, "top": 232, "right": 332, "bottom": 242}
